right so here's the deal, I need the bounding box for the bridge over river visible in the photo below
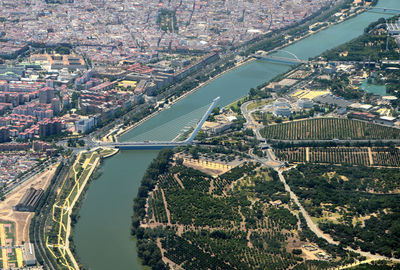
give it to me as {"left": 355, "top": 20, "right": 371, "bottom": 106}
{"left": 252, "top": 50, "right": 308, "bottom": 65}
{"left": 100, "top": 96, "right": 220, "bottom": 150}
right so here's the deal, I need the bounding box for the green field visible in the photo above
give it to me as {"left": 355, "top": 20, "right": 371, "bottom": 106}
{"left": 262, "top": 118, "right": 400, "bottom": 140}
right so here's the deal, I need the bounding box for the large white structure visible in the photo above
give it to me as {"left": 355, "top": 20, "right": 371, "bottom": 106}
{"left": 273, "top": 98, "right": 292, "bottom": 117}
{"left": 297, "top": 98, "right": 314, "bottom": 109}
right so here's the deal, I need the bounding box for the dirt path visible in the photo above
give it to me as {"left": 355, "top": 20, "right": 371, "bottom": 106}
{"left": 277, "top": 169, "right": 400, "bottom": 262}
{"left": 156, "top": 238, "right": 184, "bottom": 270}
{"left": 238, "top": 206, "right": 246, "bottom": 231}
{"left": 173, "top": 173, "right": 185, "bottom": 189}
{"left": 160, "top": 189, "right": 172, "bottom": 226}
{"left": 246, "top": 230, "right": 253, "bottom": 248}
{"left": 368, "top": 147, "right": 373, "bottom": 165}
{"left": 209, "top": 179, "right": 214, "bottom": 194}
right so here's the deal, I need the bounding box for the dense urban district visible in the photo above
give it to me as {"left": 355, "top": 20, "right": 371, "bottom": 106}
{"left": 0, "top": 0, "right": 399, "bottom": 269}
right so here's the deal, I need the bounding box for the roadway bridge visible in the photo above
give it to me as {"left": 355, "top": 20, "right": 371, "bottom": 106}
{"left": 252, "top": 50, "right": 307, "bottom": 65}
{"left": 101, "top": 96, "right": 220, "bottom": 150}
{"left": 366, "top": 7, "right": 400, "bottom": 14}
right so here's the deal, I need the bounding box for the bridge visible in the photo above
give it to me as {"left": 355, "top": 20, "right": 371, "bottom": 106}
{"left": 366, "top": 7, "right": 400, "bottom": 14}
{"left": 101, "top": 97, "right": 220, "bottom": 150}
{"left": 252, "top": 50, "right": 307, "bottom": 65}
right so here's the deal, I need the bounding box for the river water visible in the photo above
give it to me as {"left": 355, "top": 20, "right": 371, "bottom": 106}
{"left": 74, "top": 2, "right": 400, "bottom": 269}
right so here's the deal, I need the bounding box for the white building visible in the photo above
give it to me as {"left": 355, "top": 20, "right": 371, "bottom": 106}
{"left": 297, "top": 98, "right": 314, "bottom": 109}
{"left": 75, "top": 117, "right": 96, "bottom": 133}
{"left": 273, "top": 98, "right": 292, "bottom": 117}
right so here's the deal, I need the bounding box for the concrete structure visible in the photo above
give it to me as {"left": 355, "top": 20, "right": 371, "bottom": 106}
{"left": 15, "top": 188, "right": 44, "bottom": 212}
{"left": 106, "top": 97, "right": 220, "bottom": 149}
{"left": 75, "top": 117, "right": 96, "bottom": 133}
{"left": 273, "top": 98, "right": 292, "bottom": 117}
{"left": 375, "top": 116, "right": 396, "bottom": 126}
{"left": 22, "top": 243, "right": 36, "bottom": 266}
{"left": 297, "top": 98, "right": 314, "bottom": 109}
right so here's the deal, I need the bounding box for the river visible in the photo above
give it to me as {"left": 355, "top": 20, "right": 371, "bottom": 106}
{"left": 73, "top": 1, "right": 400, "bottom": 269}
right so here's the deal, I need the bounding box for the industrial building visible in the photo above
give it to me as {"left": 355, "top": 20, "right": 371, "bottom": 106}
{"left": 15, "top": 187, "right": 44, "bottom": 212}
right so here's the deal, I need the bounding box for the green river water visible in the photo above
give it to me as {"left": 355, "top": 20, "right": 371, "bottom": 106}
{"left": 74, "top": 2, "right": 400, "bottom": 269}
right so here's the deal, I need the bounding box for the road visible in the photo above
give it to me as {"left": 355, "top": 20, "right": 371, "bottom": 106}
{"left": 277, "top": 168, "right": 400, "bottom": 263}
{"left": 240, "top": 99, "right": 400, "bottom": 262}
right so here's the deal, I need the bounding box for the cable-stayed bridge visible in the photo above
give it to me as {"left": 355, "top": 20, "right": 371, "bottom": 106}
{"left": 100, "top": 97, "right": 220, "bottom": 150}
{"left": 252, "top": 50, "right": 307, "bottom": 65}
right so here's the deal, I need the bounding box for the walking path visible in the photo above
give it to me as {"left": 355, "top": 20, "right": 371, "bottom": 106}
{"left": 368, "top": 147, "right": 373, "bottom": 165}
{"left": 173, "top": 174, "right": 185, "bottom": 189}
{"left": 277, "top": 168, "right": 400, "bottom": 262}
{"left": 160, "top": 189, "right": 172, "bottom": 226}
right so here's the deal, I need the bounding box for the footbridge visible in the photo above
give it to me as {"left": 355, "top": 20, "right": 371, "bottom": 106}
{"left": 252, "top": 50, "right": 307, "bottom": 65}
{"left": 101, "top": 97, "right": 220, "bottom": 150}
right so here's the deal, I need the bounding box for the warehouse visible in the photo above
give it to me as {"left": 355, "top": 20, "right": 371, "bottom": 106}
{"left": 15, "top": 187, "right": 44, "bottom": 212}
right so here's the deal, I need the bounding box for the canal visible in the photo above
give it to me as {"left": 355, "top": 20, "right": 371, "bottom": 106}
{"left": 73, "top": 1, "right": 400, "bottom": 269}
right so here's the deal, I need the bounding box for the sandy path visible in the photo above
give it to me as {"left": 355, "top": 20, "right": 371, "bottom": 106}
{"left": 156, "top": 238, "right": 184, "bottom": 270}
{"left": 160, "top": 189, "right": 172, "bottom": 226}
{"left": 368, "top": 147, "right": 373, "bottom": 165}
{"left": 173, "top": 174, "right": 185, "bottom": 189}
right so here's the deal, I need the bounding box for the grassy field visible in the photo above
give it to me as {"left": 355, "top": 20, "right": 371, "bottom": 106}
{"left": 262, "top": 118, "right": 400, "bottom": 140}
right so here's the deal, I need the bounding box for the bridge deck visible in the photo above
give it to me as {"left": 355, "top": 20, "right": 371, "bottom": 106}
{"left": 102, "top": 97, "right": 220, "bottom": 150}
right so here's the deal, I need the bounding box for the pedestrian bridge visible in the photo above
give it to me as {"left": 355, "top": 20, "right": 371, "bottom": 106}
{"left": 101, "top": 97, "right": 220, "bottom": 150}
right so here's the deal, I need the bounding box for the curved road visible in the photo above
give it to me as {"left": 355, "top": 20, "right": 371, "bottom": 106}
{"left": 277, "top": 169, "right": 400, "bottom": 262}
{"left": 242, "top": 98, "right": 400, "bottom": 262}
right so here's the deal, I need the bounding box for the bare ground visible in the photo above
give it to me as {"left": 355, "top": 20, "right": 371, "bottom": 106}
{"left": 0, "top": 163, "right": 59, "bottom": 244}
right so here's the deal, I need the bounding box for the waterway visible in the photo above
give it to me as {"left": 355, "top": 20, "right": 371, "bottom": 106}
{"left": 74, "top": 1, "right": 400, "bottom": 269}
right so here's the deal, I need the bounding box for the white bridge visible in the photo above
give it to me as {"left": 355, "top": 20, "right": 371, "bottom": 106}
{"left": 101, "top": 97, "right": 220, "bottom": 150}
{"left": 252, "top": 50, "right": 308, "bottom": 65}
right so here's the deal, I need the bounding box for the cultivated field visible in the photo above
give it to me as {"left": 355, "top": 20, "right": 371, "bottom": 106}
{"left": 262, "top": 118, "right": 400, "bottom": 140}
{"left": 275, "top": 147, "right": 400, "bottom": 167}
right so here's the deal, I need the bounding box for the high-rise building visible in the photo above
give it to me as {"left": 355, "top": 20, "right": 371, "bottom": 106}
{"left": 38, "top": 119, "right": 62, "bottom": 137}
{"left": 39, "top": 87, "right": 55, "bottom": 104}
{"left": 0, "top": 126, "right": 10, "bottom": 143}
